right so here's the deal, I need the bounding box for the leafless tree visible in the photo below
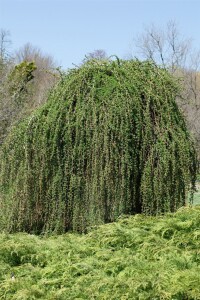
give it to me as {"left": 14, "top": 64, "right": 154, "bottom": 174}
{"left": 0, "top": 29, "right": 12, "bottom": 62}
{"left": 0, "top": 30, "right": 14, "bottom": 144}
{"left": 132, "top": 21, "right": 191, "bottom": 73}
{"left": 131, "top": 21, "right": 200, "bottom": 156}
{"left": 84, "top": 49, "right": 108, "bottom": 61}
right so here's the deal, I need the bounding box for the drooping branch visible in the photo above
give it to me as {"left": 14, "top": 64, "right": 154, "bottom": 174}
{"left": 0, "top": 59, "right": 197, "bottom": 234}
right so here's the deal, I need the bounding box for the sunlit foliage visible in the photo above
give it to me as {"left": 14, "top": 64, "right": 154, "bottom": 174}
{"left": 0, "top": 206, "right": 200, "bottom": 299}
{"left": 0, "top": 59, "right": 197, "bottom": 233}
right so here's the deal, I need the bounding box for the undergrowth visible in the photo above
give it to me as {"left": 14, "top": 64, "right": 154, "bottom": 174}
{"left": 0, "top": 206, "right": 200, "bottom": 299}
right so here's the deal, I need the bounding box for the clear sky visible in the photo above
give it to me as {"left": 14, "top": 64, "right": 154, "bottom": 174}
{"left": 0, "top": 0, "right": 200, "bottom": 70}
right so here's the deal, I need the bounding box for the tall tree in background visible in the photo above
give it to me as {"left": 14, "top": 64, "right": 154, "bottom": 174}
{"left": 133, "top": 21, "right": 190, "bottom": 73}
{"left": 15, "top": 43, "right": 58, "bottom": 107}
{"left": 0, "top": 35, "right": 59, "bottom": 145}
{"left": 0, "top": 29, "right": 12, "bottom": 64}
{"left": 131, "top": 21, "right": 200, "bottom": 156}
{"left": 0, "top": 60, "right": 37, "bottom": 145}
{"left": 0, "top": 29, "right": 14, "bottom": 144}
{"left": 84, "top": 49, "right": 108, "bottom": 62}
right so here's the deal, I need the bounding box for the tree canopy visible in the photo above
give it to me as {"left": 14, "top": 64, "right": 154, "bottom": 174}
{"left": 0, "top": 59, "right": 197, "bottom": 233}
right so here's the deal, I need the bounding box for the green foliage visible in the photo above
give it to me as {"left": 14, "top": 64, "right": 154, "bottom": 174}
{"left": 0, "top": 207, "right": 200, "bottom": 299}
{"left": 0, "top": 59, "right": 198, "bottom": 233}
{"left": 8, "top": 61, "right": 37, "bottom": 104}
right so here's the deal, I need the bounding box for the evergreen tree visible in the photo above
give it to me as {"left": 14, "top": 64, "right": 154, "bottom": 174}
{"left": 0, "top": 59, "right": 197, "bottom": 233}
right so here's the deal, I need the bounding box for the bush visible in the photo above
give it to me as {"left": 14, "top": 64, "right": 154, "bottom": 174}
{"left": 0, "top": 59, "right": 198, "bottom": 233}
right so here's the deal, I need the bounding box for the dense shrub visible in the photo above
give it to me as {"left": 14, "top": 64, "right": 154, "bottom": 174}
{"left": 0, "top": 59, "right": 197, "bottom": 233}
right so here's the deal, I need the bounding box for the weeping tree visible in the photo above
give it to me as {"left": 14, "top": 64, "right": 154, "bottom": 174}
{"left": 0, "top": 59, "right": 197, "bottom": 233}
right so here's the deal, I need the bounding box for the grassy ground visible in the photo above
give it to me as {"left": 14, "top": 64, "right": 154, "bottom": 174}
{"left": 0, "top": 206, "right": 200, "bottom": 299}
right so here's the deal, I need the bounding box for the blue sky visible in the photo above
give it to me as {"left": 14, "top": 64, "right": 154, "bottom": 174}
{"left": 0, "top": 0, "right": 200, "bottom": 69}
